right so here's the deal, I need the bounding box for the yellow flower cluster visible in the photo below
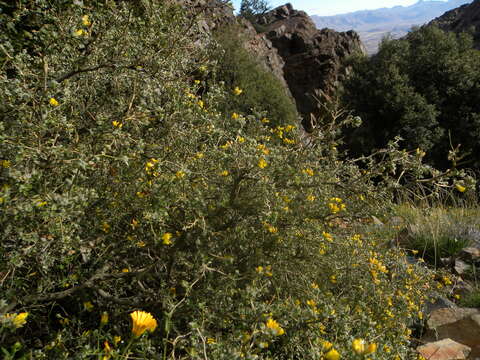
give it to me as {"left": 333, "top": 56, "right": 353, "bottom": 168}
{"left": 265, "top": 318, "right": 284, "bottom": 336}
{"left": 233, "top": 86, "right": 243, "bottom": 96}
{"left": 369, "top": 254, "right": 388, "bottom": 285}
{"left": 303, "top": 168, "right": 314, "bottom": 176}
{"left": 322, "top": 231, "right": 333, "bottom": 242}
{"left": 257, "top": 144, "right": 270, "bottom": 155}
{"left": 130, "top": 310, "right": 158, "bottom": 337}
{"left": 328, "top": 197, "right": 346, "bottom": 214}
{"left": 270, "top": 125, "right": 295, "bottom": 143}
{"left": 145, "top": 158, "right": 159, "bottom": 175}
{"left": 162, "top": 232, "right": 173, "bottom": 245}
{"left": 352, "top": 338, "right": 377, "bottom": 355}
{"left": 2, "top": 312, "right": 28, "bottom": 328}
{"left": 263, "top": 222, "right": 277, "bottom": 233}
{"left": 258, "top": 158, "right": 268, "bottom": 169}
{"left": 49, "top": 97, "right": 60, "bottom": 107}
{"left": 255, "top": 265, "right": 273, "bottom": 277}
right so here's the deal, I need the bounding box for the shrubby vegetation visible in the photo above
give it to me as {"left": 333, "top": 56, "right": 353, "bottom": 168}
{"left": 342, "top": 26, "right": 480, "bottom": 174}
{"left": 213, "top": 25, "right": 298, "bottom": 128}
{"left": 0, "top": 1, "right": 470, "bottom": 359}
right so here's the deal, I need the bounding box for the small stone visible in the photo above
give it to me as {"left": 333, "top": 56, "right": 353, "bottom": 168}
{"left": 454, "top": 259, "right": 471, "bottom": 275}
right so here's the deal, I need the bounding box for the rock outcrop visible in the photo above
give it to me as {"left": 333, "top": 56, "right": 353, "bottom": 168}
{"left": 429, "top": 0, "right": 480, "bottom": 49}
{"left": 255, "top": 3, "right": 365, "bottom": 129}
{"left": 181, "top": 1, "right": 366, "bottom": 130}
{"left": 417, "top": 338, "right": 472, "bottom": 360}
{"left": 422, "top": 307, "right": 480, "bottom": 359}
{"left": 182, "top": 0, "right": 292, "bottom": 96}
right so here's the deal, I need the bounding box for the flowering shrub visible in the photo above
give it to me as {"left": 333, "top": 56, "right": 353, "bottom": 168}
{"left": 0, "top": 0, "right": 462, "bottom": 359}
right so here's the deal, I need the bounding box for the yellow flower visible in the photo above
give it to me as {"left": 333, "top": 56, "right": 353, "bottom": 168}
{"left": 321, "top": 340, "right": 333, "bottom": 351}
{"left": 130, "top": 310, "right": 157, "bottom": 337}
{"left": 261, "top": 117, "right": 270, "bottom": 123}
{"left": 207, "top": 338, "right": 216, "bottom": 344}
{"left": 325, "top": 348, "right": 340, "bottom": 360}
{"left": 307, "top": 194, "right": 316, "bottom": 202}
{"left": 231, "top": 112, "right": 240, "bottom": 120}
{"left": 103, "top": 341, "right": 111, "bottom": 352}
{"left": 258, "top": 158, "right": 267, "bottom": 169}
{"left": 265, "top": 318, "right": 285, "bottom": 336}
{"left": 352, "top": 338, "right": 365, "bottom": 354}
{"left": 264, "top": 223, "right": 277, "bottom": 233}
{"left": 6, "top": 312, "right": 29, "bottom": 328}
{"left": 82, "top": 15, "right": 91, "bottom": 26}
{"left": 220, "top": 170, "right": 229, "bottom": 176}
{"left": 83, "top": 301, "right": 94, "bottom": 312}
{"left": 74, "top": 29, "right": 85, "bottom": 36}
{"left": 102, "top": 222, "right": 110, "bottom": 233}
{"left": 100, "top": 312, "right": 109, "bottom": 325}
{"left": 455, "top": 183, "right": 466, "bottom": 192}
{"left": 130, "top": 218, "right": 139, "bottom": 229}
{"left": 365, "top": 343, "right": 377, "bottom": 354}
{"left": 197, "top": 100, "right": 204, "bottom": 108}
{"left": 303, "top": 168, "right": 314, "bottom": 176}
{"left": 113, "top": 336, "right": 121, "bottom": 345}
{"left": 49, "top": 97, "right": 59, "bottom": 106}
{"left": 194, "top": 79, "right": 201, "bottom": 84}
{"left": 1, "top": 160, "right": 11, "bottom": 168}
{"left": 112, "top": 121, "right": 123, "bottom": 128}
{"left": 175, "top": 170, "right": 185, "bottom": 179}
{"left": 322, "top": 231, "right": 333, "bottom": 242}
{"left": 416, "top": 148, "right": 426, "bottom": 157}
{"left": 162, "top": 232, "right": 173, "bottom": 245}
{"left": 233, "top": 87, "right": 243, "bottom": 96}
{"left": 330, "top": 275, "right": 337, "bottom": 284}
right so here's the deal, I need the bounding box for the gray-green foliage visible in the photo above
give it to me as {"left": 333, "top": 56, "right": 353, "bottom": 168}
{"left": 0, "top": 1, "right": 461, "bottom": 359}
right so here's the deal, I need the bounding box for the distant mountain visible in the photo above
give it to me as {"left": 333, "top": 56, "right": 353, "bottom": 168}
{"left": 429, "top": 0, "right": 480, "bottom": 49}
{"left": 311, "top": 0, "right": 472, "bottom": 54}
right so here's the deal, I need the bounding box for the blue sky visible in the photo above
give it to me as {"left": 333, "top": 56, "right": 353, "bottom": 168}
{"left": 231, "top": 0, "right": 421, "bottom": 16}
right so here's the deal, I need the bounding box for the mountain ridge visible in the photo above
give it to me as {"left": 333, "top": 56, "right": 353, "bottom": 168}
{"left": 311, "top": 0, "right": 472, "bottom": 53}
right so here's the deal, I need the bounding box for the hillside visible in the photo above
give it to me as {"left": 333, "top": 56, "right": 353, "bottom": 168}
{"left": 429, "top": 0, "right": 480, "bottom": 48}
{"left": 311, "top": 0, "right": 472, "bottom": 54}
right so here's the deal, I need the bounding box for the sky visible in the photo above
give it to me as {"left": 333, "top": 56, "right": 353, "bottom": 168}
{"left": 231, "top": 0, "right": 423, "bottom": 16}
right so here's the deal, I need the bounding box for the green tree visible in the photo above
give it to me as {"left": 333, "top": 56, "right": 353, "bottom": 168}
{"left": 343, "top": 26, "right": 480, "bottom": 172}
{"left": 239, "top": 0, "right": 270, "bottom": 22}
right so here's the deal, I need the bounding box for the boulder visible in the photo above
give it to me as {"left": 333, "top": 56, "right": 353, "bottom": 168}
{"left": 423, "top": 307, "right": 480, "bottom": 358}
{"left": 255, "top": 3, "right": 365, "bottom": 129}
{"left": 417, "top": 338, "right": 471, "bottom": 360}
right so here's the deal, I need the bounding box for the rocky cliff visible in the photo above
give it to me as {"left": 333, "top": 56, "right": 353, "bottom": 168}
{"left": 183, "top": 1, "right": 365, "bottom": 130}
{"left": 256, "top": 3, "right": 365, "bottom": 129}
{"left": 429, "top": 0, "right": 480, "bottom": 49}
